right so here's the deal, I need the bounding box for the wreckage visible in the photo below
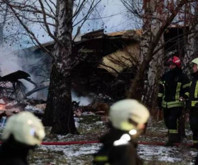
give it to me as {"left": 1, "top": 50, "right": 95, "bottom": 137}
{"left": 0, "top": 70, "right": 48, "bottom": 101}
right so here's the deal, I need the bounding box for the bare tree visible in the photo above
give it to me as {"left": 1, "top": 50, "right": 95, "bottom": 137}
{"left": 0, "top": 2, "right": 27, "bottom": 47}
{"left": 1, "top": 0, "right": 102, "bottom": 134}
{"left": 0, "top": 3, "right": 8, "bottom": 45}
{"left": 192, "top": 2, "right": 198, "bottom": 57}
{"left": 122, "top": 0, "right": 197, "bottom": 108}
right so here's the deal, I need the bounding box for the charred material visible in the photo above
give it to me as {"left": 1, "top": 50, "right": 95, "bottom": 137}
{"left": 71, "top": 30, "right": 140, "bottom": 101}
{"left": 0, "top": 70, "right": 30, "bottom": 82}
{"left": 0, "top": 70, "right": 41, "bottom": 101}
{"left": 0, "top": 70, "right": 37, "bottom": 88}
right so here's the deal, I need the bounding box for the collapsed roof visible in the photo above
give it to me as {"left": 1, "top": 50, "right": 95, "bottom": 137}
{"left": 74, "top": 29, "right": 141, "bottom": 76}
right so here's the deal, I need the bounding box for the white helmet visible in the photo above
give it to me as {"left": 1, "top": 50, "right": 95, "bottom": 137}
{"left": 192, "top": 58, "right": 198, "bottom": 65}
{"left": 2, "top": 111, "right": 45, "bottom": 146}
{"left": 109, "top": 99, "right": 150, "bottom": 131}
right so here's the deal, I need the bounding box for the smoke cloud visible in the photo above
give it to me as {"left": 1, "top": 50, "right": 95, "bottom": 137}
{"left": 0, "top": 46, "right": 23, "bottom": 76}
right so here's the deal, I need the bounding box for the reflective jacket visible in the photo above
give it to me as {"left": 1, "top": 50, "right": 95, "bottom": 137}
{"left": 93, "top": 128, "right": 143, "bottom": 165}
{"left": 188, "top": 72, "right": 198, "bottom": 108}
{"left": 158, "top": 68, "right": 190, "bottom": 109}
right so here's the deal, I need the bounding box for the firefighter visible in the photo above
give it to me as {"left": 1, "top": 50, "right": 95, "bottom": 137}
{"left": 158, "top": 56, "right": 190, "bottom": 146}
{"left": 93, "top": 99, "right": 150, "bottom": 165}
{"left": 188, "top": 57, "right": 198, "bottom": 149}
{"left": 0, "top": 111, "right": 45, "bottom": 165}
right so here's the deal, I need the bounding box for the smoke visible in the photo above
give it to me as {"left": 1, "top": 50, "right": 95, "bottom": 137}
{"left": 71, "top": 90, "right": 93, "bottom": 106}
{"left": 0, "top": 45, "right": 95, "bottom": 103}
{"left": 0, "top": 45, "right": 48, "bottom": 100}
{"left": 0, "top": 46, "right": 23, "bottom": 76}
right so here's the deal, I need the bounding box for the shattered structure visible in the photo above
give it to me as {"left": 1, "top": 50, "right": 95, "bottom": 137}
{"left": 0, "top": 27, "right": 189, "bottom": 120}
{"left": 17, "top": 28, "right": 188, "bottom": 101}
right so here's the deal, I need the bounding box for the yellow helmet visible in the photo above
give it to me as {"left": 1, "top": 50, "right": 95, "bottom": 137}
{"left": 2, "top": 111, "right": 45, "bottom": 146}
{"left": 109, "top": 99, "right": 150, "bottom": 131}
{"left": 192, "top": 58, "right": 198, "bottom": 65}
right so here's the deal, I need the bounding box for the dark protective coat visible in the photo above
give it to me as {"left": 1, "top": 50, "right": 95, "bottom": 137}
{"left": 195, "top": 153, "right": 198, "bottom": 165}
{"left": 157, "top": 67, "right": 190, "bottom": 144}
{"left": 188, "top": 72, "right": 198, "bottom": 108}
{"left": 0, "top": 136, "right": 33, "bottom": 165}
{"left": 188, "top": 72, "right": 198, "bottom": 145}
{"left": 158, "top": 68, "right": 189, "bottom": 109}
{"left": 93, "top": 128, "right": 143, "bottom": 165}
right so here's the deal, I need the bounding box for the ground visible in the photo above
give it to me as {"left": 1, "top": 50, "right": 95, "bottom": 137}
{"left": 23, "top": 113, "right": 198, "bottom": 165}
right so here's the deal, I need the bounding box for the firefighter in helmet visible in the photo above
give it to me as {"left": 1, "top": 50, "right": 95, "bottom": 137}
{"left": 158, "top": 56, "right": 190, "bottom": 146}
{"left": 188, "top": 57, "right": 198, "bottom": 149}
{"left": 93, "top": 99, "right": 150, "bottom": 165}
{"left": 0, "top": 111, "right": 45, "bottom": 165}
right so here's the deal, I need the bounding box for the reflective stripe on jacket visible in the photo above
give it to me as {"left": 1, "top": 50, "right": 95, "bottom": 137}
{"left": 189, "top": 73, "right": 198, "bottom": 108}
{"left": 157, "top": 68, "right": 190, "bottom": 109}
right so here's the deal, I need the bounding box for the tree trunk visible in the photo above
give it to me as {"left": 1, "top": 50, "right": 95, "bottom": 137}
{"left": 128, "top": 0, "right": 186, "bottom": 105}
{"left": 0, "top": 26, "right": 3, "bottom": 45}
{"left": 193, "top": 2, "right": 198, "bottom": 58}
{"left": 51, "top": 63, "right": 76, "bottom": 134}
{"left": 183, "top": 3, "right": 195, "bottom": 73}
{"left": 42, "top": 65, "right": 55, "bottom": 126}
{"left": 127, "top": 0, "right": 154, "bottom": 101}
{"left": 43, "top": 0, "right": 77, "bottom": 134}
{"left": 143, "top": 0, "right": 164, "bottom": 108}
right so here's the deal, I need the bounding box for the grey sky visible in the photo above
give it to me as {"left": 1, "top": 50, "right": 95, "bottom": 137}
{"left": 1, "top": 0, "right": 142, "bottom": 49}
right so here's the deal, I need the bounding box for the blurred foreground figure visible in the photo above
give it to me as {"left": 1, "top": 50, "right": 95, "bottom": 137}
{"left": 0, "top": 111, "right": 45, "bottom": 165}
{"left": 93, "top": 99, "right": 150, "bottom": 165}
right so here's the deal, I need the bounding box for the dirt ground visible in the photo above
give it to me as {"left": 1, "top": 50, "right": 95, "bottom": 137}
{"left": 22, "top": 113, "right": 197, "bottom": 165}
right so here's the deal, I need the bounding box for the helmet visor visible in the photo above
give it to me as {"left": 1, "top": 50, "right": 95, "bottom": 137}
{"left": 190, "top": 63, "right": 198, "bottom": 73}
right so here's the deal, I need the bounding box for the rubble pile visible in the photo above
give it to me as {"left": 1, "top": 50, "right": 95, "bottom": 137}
{"left": 0, "top": 98, "right": 46, "bottom": 126}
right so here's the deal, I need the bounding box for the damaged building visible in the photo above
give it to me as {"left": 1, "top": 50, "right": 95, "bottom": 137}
{"left": 13, "top": 29, "right": 141, "bottom": 101}
{"left": 71, "top": 29, "right": 141, "bottom": 100}
{"left": 1, "top": 26, "right": 188, "bottom": 102}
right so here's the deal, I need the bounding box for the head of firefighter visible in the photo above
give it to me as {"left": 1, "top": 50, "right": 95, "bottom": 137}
{"left": 166, "top": 56, "right": 181, "bottom": 70}
{"left": 191, "top": 57, "right": 198, "bottom": 74}
{"left": 109, "top": 99, "right": 150, "bottom": 141}
{"left": 1, "top": 111, "right": 45, "bottom": 147}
